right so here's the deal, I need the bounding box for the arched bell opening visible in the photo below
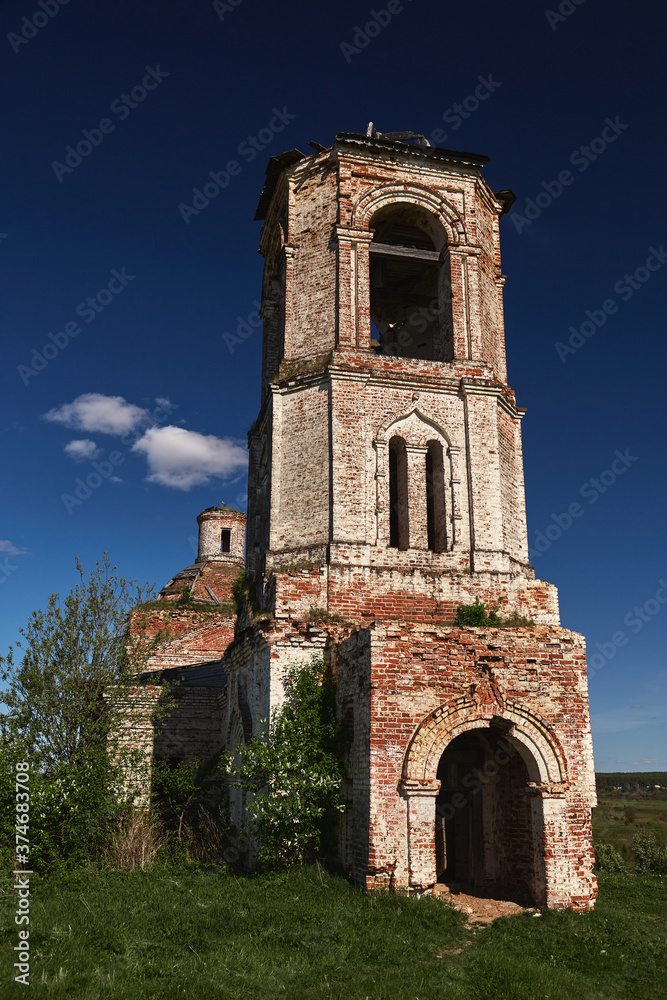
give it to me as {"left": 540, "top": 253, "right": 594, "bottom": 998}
{"left": 368, "top": 203, "right": 453, "bottom": 361}
{"left": 435, "top": 725, "right": 539, "bottom": 901}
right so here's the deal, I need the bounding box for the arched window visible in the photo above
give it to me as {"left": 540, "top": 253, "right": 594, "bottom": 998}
{"left": 426, "top": 440, "right": 447, "bottom": 552}
{"left": 369, "top": 203, "right": 453, "bottom": 362}
{"left": 389, "top": 436, "right": 409, "bottom": 550}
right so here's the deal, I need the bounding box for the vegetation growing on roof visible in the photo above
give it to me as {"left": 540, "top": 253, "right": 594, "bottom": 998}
{"left": 454, "top": 597, "right": 535, "bottom": 628}
{"left": 272, "top": 351, "right": 333, "bottom": 383}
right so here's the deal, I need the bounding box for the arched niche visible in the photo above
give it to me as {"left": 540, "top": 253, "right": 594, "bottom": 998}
{"left": 373, "top": 409, "right": 461, "bottom": 551}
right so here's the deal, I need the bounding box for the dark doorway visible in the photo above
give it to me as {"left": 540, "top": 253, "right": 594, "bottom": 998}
{"left": 435, "top": 726, "right": 536, "bottom": 897}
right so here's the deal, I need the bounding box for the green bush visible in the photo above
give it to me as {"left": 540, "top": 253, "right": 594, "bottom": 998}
{"left": 0, "top": 745, "right": 127, "bottom": 874}
{"left": 223, "top": 657, "right": 344, "bottom": 868}
{"left": 633, "top": 829, "right": 667, "bottom": 874}
{"left": 454, "top": 598, "right": 535, "bottom": 627}
{"left": 594, "top": 841, "right": 627, "bottom": 873}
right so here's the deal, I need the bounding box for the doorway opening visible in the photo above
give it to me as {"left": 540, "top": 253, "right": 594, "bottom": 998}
{"left": 435, "top": 725, "right": 537, "bottom": 899}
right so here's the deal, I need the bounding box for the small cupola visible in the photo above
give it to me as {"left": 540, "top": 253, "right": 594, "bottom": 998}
{"left": 196, "top": 505, "right": 246, "bottom": 564}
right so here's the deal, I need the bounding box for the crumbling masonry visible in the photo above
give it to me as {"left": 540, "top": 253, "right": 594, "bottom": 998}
{"left": 147, "top": 127, "right": 598, "bottom": 908}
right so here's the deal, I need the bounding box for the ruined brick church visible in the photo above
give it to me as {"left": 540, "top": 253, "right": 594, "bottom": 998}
{"left": 144, "top": 126, "right": 597, "bottom": 909}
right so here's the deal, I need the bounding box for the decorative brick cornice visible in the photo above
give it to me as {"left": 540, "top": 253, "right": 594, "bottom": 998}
{"left": 399, "top": 778, "right": 441, "bottom": 796}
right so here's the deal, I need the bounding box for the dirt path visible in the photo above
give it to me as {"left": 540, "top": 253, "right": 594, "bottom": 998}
{"left": 432, "top": 882, "right": 542, "bottom": 925}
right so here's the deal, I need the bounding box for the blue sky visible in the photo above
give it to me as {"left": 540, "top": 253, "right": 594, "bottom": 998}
{"left": 2, "top": 0, "right": 665, "bottom": 772}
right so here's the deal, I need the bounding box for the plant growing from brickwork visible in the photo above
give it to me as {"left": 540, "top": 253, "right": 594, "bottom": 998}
{"left": 232, "top": 567, "right": 253, "bottom": 610}
{"left": 273, "top": 560, "right": 319, "bottom": 574}
{"left": 135, "top": 598, "right": 233, "bottom": 615}
{"left": 496, "top": 608, "right": 536, "bottom": 627}
{"left": 272, "top": 351, "right": 334, "bottom": 384}
{"left": 454, "top": 597, "right": 501, "bottom": 627}
{"left": 222, "top": 657, "right": 344, "bottom": 868}
{"left": 306, "top": 607, "right": 355, "bottom": 628}
{"left": 0, "top": 552, "right": 171, "bottom": 872}
{"left": 454, "top": 597, "right": 535, "bottom": 628}
{"left": 232, "top": 568, "right": 272, "bottom": 624}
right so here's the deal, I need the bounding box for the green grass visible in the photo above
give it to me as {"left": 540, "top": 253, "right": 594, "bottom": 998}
{"left": 1, "top": 866, "right": 666, "bottom": 999}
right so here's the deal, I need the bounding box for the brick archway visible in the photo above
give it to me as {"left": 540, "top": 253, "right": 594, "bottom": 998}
{"left": 402, "top": 698, "right": 566, "bottom": 786}
{"left": 351, "top": 182, "right": 468, "bottom": 247}
{"left": 399, "top": 700, "right": 568, "bottom": 901}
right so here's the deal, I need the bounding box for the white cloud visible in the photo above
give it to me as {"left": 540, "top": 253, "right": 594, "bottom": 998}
{"left": 64, "top": 439, "right": 102, "bottom": 462}
{"left": 132, "top": 425, "right": 247, "bottom": 490}
{"left": 44, "top": 393, "right": 149, "bottom": 435}
{"left": 0, "top": 540, "right": 27, "bottom": 556}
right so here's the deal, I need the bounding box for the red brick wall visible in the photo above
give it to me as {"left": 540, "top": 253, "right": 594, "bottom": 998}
{"left": 332, "top": 622, "right": 597, "bottom": 908}
{"left": 137, "top": 608, "right": 236, "bottom": 671}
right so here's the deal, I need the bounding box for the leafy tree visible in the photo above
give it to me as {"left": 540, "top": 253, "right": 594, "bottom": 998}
{"left": 0, "top": 552, "right": 170, "bottom": 870}
{"left": 223, "top": 657, "right": 344, "bottom": 868}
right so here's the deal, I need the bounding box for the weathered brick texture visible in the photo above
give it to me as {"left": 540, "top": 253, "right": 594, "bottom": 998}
{"left": 126, "top": 506, "right": 246, "bottom": 784}
{"left": 144, "top": 131, "right": 598, "bottom": 909}
{"left": 332, "top": 622, "right": 596, "bottom": 908}
{"left": 228, "top": 130, "right": 598, "bottom": 909}
{"left": 154, "top": 685, "right": 225, "bottom": 763}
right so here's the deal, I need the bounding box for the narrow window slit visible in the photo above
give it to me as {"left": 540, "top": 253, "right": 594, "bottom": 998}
{"left": 426, "top": 441, "right": 447, "bottom": 552}
{"left": 389, "top": 436, "right": 409, "bottom": 550}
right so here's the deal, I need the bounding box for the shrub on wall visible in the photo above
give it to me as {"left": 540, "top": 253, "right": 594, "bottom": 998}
{"left": 455, "top": 597, "right": 500, "bottom": 626}
{"left": 454, "top": 598, "right": 535, "bottom": 627}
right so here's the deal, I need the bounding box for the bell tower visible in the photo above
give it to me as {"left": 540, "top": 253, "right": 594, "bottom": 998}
{"left": 246, "top": 127, "right": 556, "bottom": 624}
{"left": 226, "top": 127, "right": 597, "bottom": 910}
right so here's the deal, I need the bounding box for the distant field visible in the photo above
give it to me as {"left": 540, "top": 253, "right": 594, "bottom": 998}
{"left": 593, "top": 772, "right": 667, "bottom": 866}
{"left": 593, "top": 798, "right": 667, "bottom": 865}
{"left": 593, "top": 777, "right": 667, "bottom": 867}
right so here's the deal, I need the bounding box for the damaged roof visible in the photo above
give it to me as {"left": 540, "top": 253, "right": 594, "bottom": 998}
{"left": 254, "top": 130, "right": 494, "bottom": 221}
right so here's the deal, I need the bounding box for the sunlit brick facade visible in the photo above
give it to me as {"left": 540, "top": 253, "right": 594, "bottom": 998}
{"left": 222, "top": 128, "right": 598, "bottom": 909}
